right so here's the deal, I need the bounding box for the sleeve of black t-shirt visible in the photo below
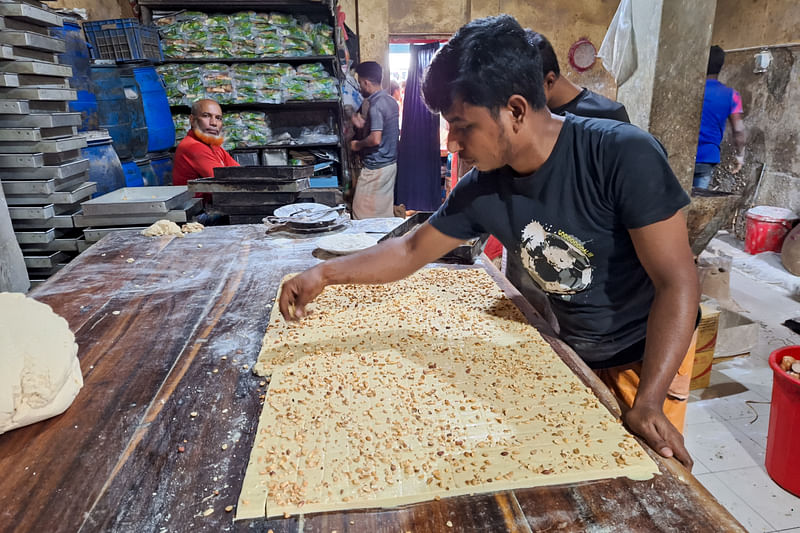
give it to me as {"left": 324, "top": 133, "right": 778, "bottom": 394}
{"left": 428, "top": 168, "right": 487, "bottom": 240}
{"left": 603, "top": 125, "right": 690, "bottom": 229}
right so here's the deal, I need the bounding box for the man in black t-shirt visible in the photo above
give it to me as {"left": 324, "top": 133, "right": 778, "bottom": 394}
{"left": 526, "top": 31, "right": 630, "bottom": 123}
{"left": 277, "top": 15, "right": 698, "bottom": 470}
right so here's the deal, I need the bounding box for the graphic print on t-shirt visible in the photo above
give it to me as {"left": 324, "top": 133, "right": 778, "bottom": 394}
{"left": 520, "top": 220, "right": 593, "bottom": 295}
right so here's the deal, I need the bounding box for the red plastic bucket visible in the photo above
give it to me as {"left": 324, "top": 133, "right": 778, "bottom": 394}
{"left": 766, "top": 345, "right": 800, "bottom": 496}
{"left": 744, "top": 206, "right": 797, "bottom": 254}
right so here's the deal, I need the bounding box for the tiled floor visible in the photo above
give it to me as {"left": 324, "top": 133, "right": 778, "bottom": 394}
{"left": 685, "top": 237, "right": 800, "bottom": 532}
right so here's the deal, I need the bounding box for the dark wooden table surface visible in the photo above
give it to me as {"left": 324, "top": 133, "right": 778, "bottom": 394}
{"left": 0, "top": 223, "right": 744, "bottom": 533}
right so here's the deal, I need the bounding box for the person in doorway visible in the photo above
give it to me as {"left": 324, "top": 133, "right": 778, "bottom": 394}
{"left": 278, "top": 15, "right": 699, "bottom": 470}
{"left": 349, "top": 61, "right": 400, "bottom": 219}
{"left": 527, "top": 30, "right": 630, "bottom": 122}
{"left": 172, "top": 98, "right": 239, "bottom": 189}
{"left": 693, "top": 45, "right": 746, "bottom": 189}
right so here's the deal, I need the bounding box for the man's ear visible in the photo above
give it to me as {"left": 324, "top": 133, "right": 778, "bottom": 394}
{"left": 543, "top": 71, "right": 557, "bottom": 91}
{"left": 506, "top": 95, "right": 528, "bottom": 132}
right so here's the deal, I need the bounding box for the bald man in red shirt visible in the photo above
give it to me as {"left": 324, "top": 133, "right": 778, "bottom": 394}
{"left": 173, "top": 99, "right": 239, "bottom": 194}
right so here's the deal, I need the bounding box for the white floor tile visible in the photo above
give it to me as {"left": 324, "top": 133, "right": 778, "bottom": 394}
{"left": 710, "top": 467, "right": 800, "bottom": 530}
{"left": 684, "top": 421, "right": 760, "bottom": 472}
{"left": 695, "top": 472, "right": 774, "bottom": 532}
{"left": 685, "top": 401, "right": 723, "bottom": 425}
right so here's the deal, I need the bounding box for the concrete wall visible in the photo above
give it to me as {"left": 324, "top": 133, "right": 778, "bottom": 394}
{"left": 715, "top": 46, "right": 800, "bottom": 213}
{"left": 712, "top": 0, "right": 800, "bottom": 49}
{"left": 342, "top": 0, "right": 619, "bottom": 98}
{"left": 49, "top": 0, "right": 134, "bottom": 20}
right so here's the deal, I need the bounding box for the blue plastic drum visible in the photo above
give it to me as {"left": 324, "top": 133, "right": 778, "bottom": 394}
{"left": 135, "top": 157, "right": 158, "bottom": 187}
{"left": 121, "top": 159, "right": 144, "bottom": 187}
{"left": 90, "top": 63, "right": 148, "bottom": 160}
{"left": 133, "top": 66, "right": 175, "bottom": 153}
{"left": 148, "top": 151, "right": 173, "bottom": 186}
{"left": 52, "top": 19, "right": 98, "bottom": 131}
{"left": 81, "top": 130, "right": 125, "bottom": 196}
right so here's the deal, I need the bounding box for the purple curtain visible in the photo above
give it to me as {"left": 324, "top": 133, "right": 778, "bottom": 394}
{"left": 395, "top": 42, "right": 441, "bottom": 211}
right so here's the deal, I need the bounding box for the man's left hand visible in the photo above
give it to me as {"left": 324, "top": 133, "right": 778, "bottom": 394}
{"left": 623, "top": 404, "right": 693, "bottom": 470}
{"left": 349, "top": 139, "right": 360, "bottom": 152}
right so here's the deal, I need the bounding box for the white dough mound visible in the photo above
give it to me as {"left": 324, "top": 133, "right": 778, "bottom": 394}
{"left": 0, "top": 293, "right": 83, "bottom": 434}
{"left": 142, "top": 219, "right": 184, "bottom": 237}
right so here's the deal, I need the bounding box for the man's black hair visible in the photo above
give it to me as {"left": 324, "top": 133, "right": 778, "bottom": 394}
{"left": 525, "top": 30, "right": 560, "bottom": 77}
{"left": 707, "top": 45, "right": 725, "bottom": 75}
{"left": 422, "top": 15, "right": 546, "bottom": 116}
{"left": 355, "top": 61, "right": 383, "bottom": 84}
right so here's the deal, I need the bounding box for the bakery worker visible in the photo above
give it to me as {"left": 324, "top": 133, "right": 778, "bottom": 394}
{"left": 172, "top": 98, "right": 240, "bottom": 190}
{"left": 279, "top": 15, "right": 698, "bottom": 470}
{"left": 693, "top": 45, "right": 746, "bottom": 189}
{"left": 528, "top": 30, "right": 630, "bottom": 123}
{"left": 348, "top": 61, "right": 400, "bottom": 219}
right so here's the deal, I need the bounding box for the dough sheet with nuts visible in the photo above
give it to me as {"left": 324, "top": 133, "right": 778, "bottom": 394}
{"left": 238, "top": 268, "right": 658, "bottom": 519}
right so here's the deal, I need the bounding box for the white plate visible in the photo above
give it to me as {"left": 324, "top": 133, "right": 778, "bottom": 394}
{"left": 316, "top": 232, "right": 380, "bottom": 255}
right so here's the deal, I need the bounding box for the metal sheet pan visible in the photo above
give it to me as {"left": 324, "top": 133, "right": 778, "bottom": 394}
{"left": 0, "top": 3, "right": 64, "bottom": 27}
{"left": 83, "top": 226, "right": 149, "bottom": 242}
{"left": 0, "top": 158, "right": 88, "bottom": 179}
{"left": 23, "top": 251, "right": 70, "bottom": 269}
{"left": 0, "top": 128, "right": 41, "bottom": 142}
{"left": 0, "top": 99, "right": 29, "bottom": 114}
{"left": 0, "top": 73, "right": 19, "bottom": 87}
{"left": 0, "top": 60, "right": 72, "bottom": 78}
{"left": 20, "top": 231, "right": 83, "bottom": 252}
{"left": 14, "top": 227, "right": 54, "bottom": 244}
{"left": 81, "top": 186, "right": 190, "bottom": 216}
{"left": 0, "top": 32, "right": 66, "bottom": 53}
{"left": 188, "top": 177, "right": 309, "bottom": 193}
{"left": 0, "top": 112, "right": 81, "bottom": 128}
{"left": 379, "top": 212, "right": 489, "bottom": 264}
{"left": 213, "top": 165, "right": 314, "bottom": 180}
{"left": 10, "top": 210, "right": 76, "bottom": 228}
{"left": 8, "top": 204, "right": 53, "bottom": 220}
{"left": 6, "top": 181, "right": 95, "bottom": 205}
{"left": 0, "top": 152, "right": 43, "bottom": 168}
{"left": 74, "top": 198, "right": 202, "bottom": 227}
{"left": 0, "top": 135, "right": 86, "bottom": 153}
{"left": 43, "top": 148, "right": 80, "bottom": 165}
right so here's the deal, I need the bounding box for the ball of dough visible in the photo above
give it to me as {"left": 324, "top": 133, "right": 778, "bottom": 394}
{"left": 0, "top": 293, "right": 83, "bottom": 434}
{"left": 142, "top": 219, "right": 184, "bottom": 238}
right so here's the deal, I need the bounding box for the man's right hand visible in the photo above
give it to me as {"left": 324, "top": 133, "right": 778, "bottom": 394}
{"left": 279, "top": 267, "right": 327, "bottom": 321}
{"left": 351, "top": 112, "right": 366, "bottom": 129}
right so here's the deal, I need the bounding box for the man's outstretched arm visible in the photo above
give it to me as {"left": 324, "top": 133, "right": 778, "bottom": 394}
{"left": 279, "top": 222, "right": 465, "bottom": 320}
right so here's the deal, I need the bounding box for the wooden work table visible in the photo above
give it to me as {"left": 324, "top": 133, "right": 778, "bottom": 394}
{"left": 0, "top": 222, "right": 744, "bottom": 532}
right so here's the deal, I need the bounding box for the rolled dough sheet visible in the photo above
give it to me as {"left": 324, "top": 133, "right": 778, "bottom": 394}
{"left": 238, "top": 268, "right": 658, "bottom": 519}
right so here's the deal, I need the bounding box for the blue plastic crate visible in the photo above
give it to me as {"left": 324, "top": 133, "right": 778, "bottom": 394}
{"left": 309, "top": 175, "right": 339, "bottom": 188}
{"left": 84, "top": 18, "right": 163, "bottom": 62}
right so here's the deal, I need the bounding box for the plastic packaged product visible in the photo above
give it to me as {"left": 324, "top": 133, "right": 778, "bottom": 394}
{"left": 295, "top": 63, "right": 328, "bottom": 80}
{"left": 282, "top": 78, "right": 309, "bottom": 101}
{"left": 268, "top": 12, "right": 296, "bottom": 27}
{"left": 308, "top": 79, "right": 339, "bottom": 100}
{"left": 312, "top": 24, "right": 335, "bottom": 56}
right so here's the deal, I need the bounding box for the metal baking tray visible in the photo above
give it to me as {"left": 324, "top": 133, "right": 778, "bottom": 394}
{"left": 214, "top": 191, "right": 301, "bottom": 206}
{"left": 18, "top": 74, "right": 70, "bottom": 88}
{"left": 24, "top": 251, "right": 70, "bottom": 269}
{"left": 0, "top": 60, "right": 72, "bottom": 78}
{"left": 0, "top": 45, "right": 13, "bottom": 60}
{"left": 9, "top": 48, "right": 58, "bottom": 64}
{"left": 0, "top": 99, "right": 30, "bottom": 115}
{"left": 29, "top": 101, "right": 69, "bottom": 114}
{"left": 0, "top": 73, "right": 19, "bottom": 87}
{"left": 0, "top": 135, "right": 86, "bottom": 153}
{"left": 74, "top": 197, "right": 202, "bottom": 227}
{"left": 43, "top": 149, "right": 81, "bottom": 165}
{"left": 0, "top": 112, "right": 81, "bottom": 128}
{"left": 2, "top": 172, "right": 89, "bottom": 195}
{"left": 0, "top": 128, "right": 41, "bottom": 142}
{"left": 188, "top": 177, "right": 310, "bottom": 193}
{"left": 0, "top": 31, "right": 66, "bottom": 53}
{"left": 6, "top": 181, "right": 95, "bottom": 206}
{"left": 81, "top": 186, "right": 190, "bottom": 216}
{"left": 0, "top": 158, "right": 88, "bottom": 179}
{"left": 83, "top": 226, "right": 149, "bottom": 243}
{"left": 0, "top": 153, "right": 43, "bottom": 168}
{"left": 213, "top": 165, "right": 314, "bottom": 180}
{"left": 11, "top": 210, "right": 77, "bottom": 229}
{"left": 379, "top": 212, "right": 489, "bottom": 264}
{"left": 14, "top": 227, "right": 54, "bottom": 244}
{"left": 20, "top": 230, "right": 84, "bottom": 252}
{"left": 0, "top": 87, "right": 76, "bottom": 101}
{"left": 0, "top": 3, "right": 64, "bottom": 27}
{"left": 8, "top": 204, "right": 54, "bottom": 220}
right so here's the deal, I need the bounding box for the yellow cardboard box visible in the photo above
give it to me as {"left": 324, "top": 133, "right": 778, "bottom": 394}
{"left": 691, "top": 301, "right": 721, "bottom": 390}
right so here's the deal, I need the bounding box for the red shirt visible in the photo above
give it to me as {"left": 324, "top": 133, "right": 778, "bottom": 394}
{"left": 172, "top": 130, "right": 239, "bottom": 187}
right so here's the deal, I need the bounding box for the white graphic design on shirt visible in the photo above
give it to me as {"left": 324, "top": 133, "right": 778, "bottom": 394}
{"left": 520, "top": 220, "right": 593, "bottom": 295}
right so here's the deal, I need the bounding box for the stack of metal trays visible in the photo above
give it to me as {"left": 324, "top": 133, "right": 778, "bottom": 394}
{"left": 74, "top": 186, "right": 202, "bottom": 243}
{"left": 188, "top": 165, "right": 313, "bottom": 224}
{"left": 0, "top": 3, "right": 92, "bottom": 283}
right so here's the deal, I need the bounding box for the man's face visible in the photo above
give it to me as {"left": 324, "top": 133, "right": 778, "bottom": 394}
{"left": 190, "top": 102, "right": 223, "bottom": 137}
{"left": 357, "top": 76, "right": 372, "bottom": 98}
{"left": 443, "top": 99, "right": 513, "bottom": 172}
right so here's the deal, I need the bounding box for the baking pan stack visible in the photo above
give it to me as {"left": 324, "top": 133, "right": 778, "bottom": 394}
{"left": 0, "top": 1, "right": 93, "bottom": 285}
{"left": 74, "top": 185, "right": 202, "bottom": 245}
{"left": 188, "top": 165, "right": 313, "bottom": 224}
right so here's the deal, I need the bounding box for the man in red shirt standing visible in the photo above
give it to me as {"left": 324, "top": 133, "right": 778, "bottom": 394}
{"left": 172, "top": 99, "right": 239, "bottom": 190}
